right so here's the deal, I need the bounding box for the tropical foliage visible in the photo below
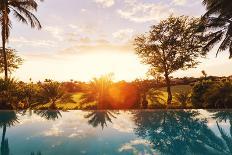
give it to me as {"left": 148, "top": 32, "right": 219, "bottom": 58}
{"left": 202, "top": 0, "right": 232, "bottom": 58}
{"left": 0, "top": 48, "right": 23, "bottom": 74}
{"left": 80, "top": 74, "right": 113, "bottom": 109}
{"left": 192, "top": 80, "right": 232, "bottom": 108}
{"left": 0, "top": 0, "right": 42, "bottom": 79}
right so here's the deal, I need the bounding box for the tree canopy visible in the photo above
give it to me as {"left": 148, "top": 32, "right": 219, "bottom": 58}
{"left": 134, "top": 15, "right": 208, "bottom": 104}
{"left": 0, "top": 48, "right": 23, "bottom": 74}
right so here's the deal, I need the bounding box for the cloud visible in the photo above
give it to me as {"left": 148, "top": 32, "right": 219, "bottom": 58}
{"left": 119, "top": 139, "right": 156, "bottom": 154}
{"left": 117, "top": 0, "right": 176, "bottom": 23}
{"left": 59, "top": 37, "right": 133, "bottom": 56}
{"left": 68, "top": 24, "right": 98, "bottom": 35}
{"left": 43, "top": 124, "right": 64, "bottom": 137}
{"left": 44, "top": 26, "right": 64, "bottom": 41}
{"left": 68, "top": 130, "right": 85, "bottom": 138}
{"left": 94, "top": 0, "right": 115, "bottom": 8}
{"left": 10, "top": 37, "right": 57, "bottom": 47}
{"left": 172, "top": 0, "right": 187, "bottom": 5}
{"left": 11, "top": 37, "right": 57, "bottom": 47}
{"left": 112, "top": 111, "right": 135, "bottom": 133}
{"left": 112, "top": 29, "right": 134, "bottom": 42}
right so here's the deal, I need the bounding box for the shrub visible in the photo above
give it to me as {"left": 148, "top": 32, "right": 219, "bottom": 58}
{"left": 0, "top": 78, "right": 19, "bottom": 109}
{"left": 191, "top": 80, "right": 215, "bottom": 108}
{"left": 192, "top": 80, "right": 232, "bottom": 108}
{"left": 204, "top": 82, "right": 232, "bottom": 108}
{"left": 174, "top": 91, "right": 191, "bottom": 107}
{"left": 36, "top": 81, "right": 74, "bottom": 109}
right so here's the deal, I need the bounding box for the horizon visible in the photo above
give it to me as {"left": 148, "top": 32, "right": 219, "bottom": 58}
{"left": 5, "top": 0, "right": 232, "bottom": 82}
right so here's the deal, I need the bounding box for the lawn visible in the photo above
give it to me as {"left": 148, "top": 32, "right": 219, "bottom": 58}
{"left": 158, "top": 84, "right": 192, "bottom": 94}
{"left": 147, "top": 84, "right": 193, "bottom": 108}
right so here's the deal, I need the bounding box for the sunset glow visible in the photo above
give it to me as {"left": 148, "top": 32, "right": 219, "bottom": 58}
{"left": 7, "top": 0, "right": 232, "bottom": 81}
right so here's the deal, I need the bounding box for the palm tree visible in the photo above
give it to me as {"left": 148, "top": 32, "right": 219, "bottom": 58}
{"left": 37, "top": 82, "right": 74, "bottom": 109}
{"left": 202, "top": 0, "right": 232, "bottom": 58}
{"left": 0, "top": 0, "right": 42, "bottom": 80}
{"left": 80, "top": 74, "right": 113, "bottom": 109}
{"left": 173, "top": 91, "right": 191, "bottom": 107}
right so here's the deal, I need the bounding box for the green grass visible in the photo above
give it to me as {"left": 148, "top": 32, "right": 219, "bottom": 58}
{"left": 148, "top": 85, "right": 193, "bottom": 108}
{"left": 158, "top": 85, "right": 192, "bottom": 94}
{"left": 157, "top": 85, "right": 192, "bottom": 101}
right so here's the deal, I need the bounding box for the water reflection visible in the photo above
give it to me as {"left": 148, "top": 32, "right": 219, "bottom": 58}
{"left": 211, "top": 110, "right": 232, "bottom": 154}
{"left": 84, "top": 111, "right": 118, "bottom": 129}
{"left": 34, "top": 110, "right": 62, "bottom": 121}
{"left": 0, "top": 110, "right": 231, "bottom": 155}
{"left": 0, "top": 111, "right": 18, "bottom": 155}
{"left": 133, "top": 110, "right": 227, "bottom": 155}
{"left": 30, "top": 152, "right": 42, "bottom": 155}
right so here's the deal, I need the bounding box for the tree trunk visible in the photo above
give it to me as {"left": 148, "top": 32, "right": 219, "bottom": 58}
{"left": 141, "top": 94, "right": 148, "bottom": 109}
{"left": 164, "top": 73, "right": 172, "bottom": 105}
{"left": 2, "top": 38, "right": 8, "bottom": 81}
{"left": 2, "top": 9, "right": 8, "bottom": 81}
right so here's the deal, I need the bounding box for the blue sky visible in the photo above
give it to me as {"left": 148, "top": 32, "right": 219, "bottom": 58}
{"left": 6, "top": 0, "right": 232, "bottom": 81}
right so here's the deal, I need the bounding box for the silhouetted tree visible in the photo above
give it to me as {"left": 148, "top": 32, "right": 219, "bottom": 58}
{"left": 0, "top": 0, "right": 42, "bottom": 80}
{"left": 80, "top": 74, "right": 113, "bottom": 109}
{"left": 146, "top": 68, "right": 163, "bottom": 84}
{"left": 202, "top": 0, "right": 232, "bottom": 58}
{"left": 132, "top": 79, "right": 157, "bottom": 108}
{"left": 37, "top": 82, "right": 74, "bottom": 109}
{"left": 134, "top": 16, "right": 208, "bottom": 104}
{"left": 202, "top": 70, "right": 207, "bottom": 78}
{"left": 0, "top": 48, "right": 23, "bottom": 75}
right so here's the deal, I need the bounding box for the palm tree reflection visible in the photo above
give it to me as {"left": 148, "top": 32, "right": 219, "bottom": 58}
{"left": 30, "top": 151, "right": 42, "bottom": 155}
{"left": 0, "top": 111, "right": 18, "bottom": 155}
{"left": 34, "top": 110, "right": 62, "bottom": 121}
{"left": 85, "top": 111, "right": 117, "bottom": 129}
{"left": 211, "top": 110, "right": 232, "bottom": 154}
{"left": 133, "top": 110, "right": 227, "bottom": 155}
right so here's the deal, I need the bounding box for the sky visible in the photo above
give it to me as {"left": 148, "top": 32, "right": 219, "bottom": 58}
{"left": 6, "top": 0, "right": 232, "bottom": 82}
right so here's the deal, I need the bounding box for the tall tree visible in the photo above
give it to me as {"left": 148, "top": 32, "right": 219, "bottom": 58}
{"left": 0, "top": 0, "right": 42, "bottom": 80}
{"left": 134, "top": 16, "right": 208, "bottom": 104}
{"left": 0, "top": 48, "right": 23, "bottom": 74}
{"left": 202, "top": 0, "right": 232, "bottom": 58}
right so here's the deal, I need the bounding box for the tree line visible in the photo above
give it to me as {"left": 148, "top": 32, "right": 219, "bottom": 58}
{"left": 0, "top": 0, "right": 232, "bottom": 109}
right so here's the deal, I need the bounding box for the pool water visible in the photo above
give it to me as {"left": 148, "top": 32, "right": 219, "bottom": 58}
{"left": 0, "top": 110, "right": 231, "bottom": 155}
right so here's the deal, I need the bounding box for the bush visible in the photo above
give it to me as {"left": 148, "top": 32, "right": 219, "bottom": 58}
{"left": 36, "top": 81, "right": 74, "bottom": 109}
{"left": 204, "top": 82, "right": 232, "bottom": 108}
{"left": 191, "top": 80, "right": 214, "bottom": 108}
{"left": 192, "top": 80, "right": 232, "bottom": 108}
{"left": 0, "top": 78, "right": 24, "bottom": 109}
{"left": 174, "top": 91, "right": 191, "bottom": 107}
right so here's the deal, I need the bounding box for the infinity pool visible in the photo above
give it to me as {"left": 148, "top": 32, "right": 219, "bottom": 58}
{"left": 0, "top": 110, "right": 231, "bottom": 155}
